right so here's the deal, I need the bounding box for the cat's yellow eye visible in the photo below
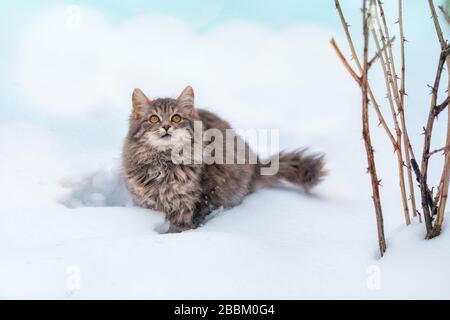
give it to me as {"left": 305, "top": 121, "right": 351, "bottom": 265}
{"left": 149, "top": 115, "right": 160, "bottom": 124}
{"left": 171, "top": 114, "right": 182, "bottom": 124}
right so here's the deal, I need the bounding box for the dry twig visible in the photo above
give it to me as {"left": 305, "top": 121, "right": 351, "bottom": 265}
{"left": 398, "top": 0, "right": 419, "bottom": 220}
{"left": 419, "top": 41, "right": 450, "bottom": 238}
{"left": 334, "top": 0, "right": 396, "bottom": 146}
{"left": 333, "top": 0, "right": 386, "bottom": 256}
{"left": 419, "top": 0, "right": 450, "bottom": 238}
{"left": 332, "top": 0, "right": 450, "bottom": 250}
{"left": 371, "top": 4, "right": 411, "bottom": 225}
{"left": 362, "top": 0, "right": 387, "bottom": 256}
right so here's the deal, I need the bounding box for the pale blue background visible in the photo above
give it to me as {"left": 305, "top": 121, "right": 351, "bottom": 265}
{"left": 0, "top": 1, "right": 445, "bottom": 152}
{"left": 0, "top": 1, "right": 337, "bottom": 152}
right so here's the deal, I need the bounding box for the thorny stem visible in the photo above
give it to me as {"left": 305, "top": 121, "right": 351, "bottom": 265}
{"left": 429, "top": 0, "right": 450, "bottom": 236}
{"left": 362, "top": 0, "right": 386, "bottom": 257}
{"left": 420, "top": 42, "right": 450, "bottom": 238}
{"left": 371, "top": 1, "right": 411, "bottom": 225}
{"left": 438, "top": 5, "right": 450, "bottom": 25}
{"left": 428, "top": 146, "right": 450, "bottom": 158}
{"left": 398, "top": 0, "right": 419, "bottom": 221}
{"left": 334, "top": 0, "right": 396, "bottom": 147}
{"left": 330, "top": 38, "right": 361, "bottom": 84}
{"left": 368, "top": 36, "right": 396, "bottom": 69}
{"left": 376, "top": 0, "right": 402, "bottom": 108}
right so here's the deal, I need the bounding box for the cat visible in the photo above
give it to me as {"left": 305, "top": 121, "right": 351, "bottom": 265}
{"left": 122, "top": 86, "right": 325, "bottom": 232}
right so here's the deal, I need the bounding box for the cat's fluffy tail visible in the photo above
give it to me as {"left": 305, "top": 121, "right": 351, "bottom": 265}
{"left": 253, "top": 150, "right": 326, "bottom": 192}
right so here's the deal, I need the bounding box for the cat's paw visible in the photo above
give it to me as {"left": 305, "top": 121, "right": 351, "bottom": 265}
{"left": 167, "top": 223, "right": 192, "bottom": 233}
{"left": 154, "top": 222, "right": 170, "bottom": 234}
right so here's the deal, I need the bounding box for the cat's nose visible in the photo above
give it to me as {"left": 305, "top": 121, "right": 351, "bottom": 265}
{"left": 162, "top": 125, "right": 171, "bottom": 131}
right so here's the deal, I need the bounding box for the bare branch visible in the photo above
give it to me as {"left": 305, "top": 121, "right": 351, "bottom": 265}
{"left": 334, "top": 0, "right": 363, "bottom": 73}
{"left": 376, "top": 0, "right": 402, "bottom": 109}
{"left": 438, "top": 5, "right": 450, "bottom": 25}
{"left": 333, "top": 0, "right": 397, "bottom": 147}
{"left": 426, "top": 0, "right": 450, "bottom": 237}
{"left": 398, "top": 0, "right": 419, "bottom": 220}
{"left": 362, "top": 0, "right": 387, "bottom": 257}
{"left": 429, "top": 0, "right": 447, "bottom": 50}
{"left": 428, "top": 146, "right": 450, "bottom": 158}
{"left": 371, "top": 5, "right": 411, "bottom": 225}
{"left": 435, "top": 96, "right": 450, "bottom": 116}
{"left": 368, "top": 36, "right": 396, "bottom": 69}
{"left": 420, "top": 43, "right": 450, "bottom": 238}
{"left": 330, "top": 38, "right": 361, "bottom": 84}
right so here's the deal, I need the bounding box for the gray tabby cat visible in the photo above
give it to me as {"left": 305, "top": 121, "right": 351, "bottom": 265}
{"left": 122, "top": 86, "right": 325, "bottom": 232}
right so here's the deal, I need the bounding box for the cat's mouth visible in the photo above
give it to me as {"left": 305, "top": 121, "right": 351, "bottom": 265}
{"left": 161, "top": 133, "right": 171, "bottom": 139}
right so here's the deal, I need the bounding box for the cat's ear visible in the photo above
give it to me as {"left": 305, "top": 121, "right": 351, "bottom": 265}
{"left": 177, "top": 86, "right": 195, "bottom": 111}
{"left": 132, "top": 88, "right": 151, "bottom": 120}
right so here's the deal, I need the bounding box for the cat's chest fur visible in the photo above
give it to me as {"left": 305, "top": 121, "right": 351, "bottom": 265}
{"left": 126, "top": 155, "right": 201, "bottom": 214}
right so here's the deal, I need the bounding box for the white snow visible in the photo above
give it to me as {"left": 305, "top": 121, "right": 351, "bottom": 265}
{"left": 1, "top": 122, "right": 449, "bottom": 299}
{"left": 1, "top": 5, "right": 450, "bottom": 299}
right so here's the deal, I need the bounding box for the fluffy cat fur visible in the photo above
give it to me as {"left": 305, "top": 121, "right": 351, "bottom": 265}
{"left": 122, "top": 86, "right": 325, "bottom": 232}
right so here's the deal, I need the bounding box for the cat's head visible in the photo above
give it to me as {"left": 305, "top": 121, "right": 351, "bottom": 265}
{"left": 128, "top": 86, "right": 198, "bottom": 150}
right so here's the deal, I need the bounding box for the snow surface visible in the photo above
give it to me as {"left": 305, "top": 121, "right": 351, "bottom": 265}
{"left": 1, "top": 122, "right": 449, "bottom": 299}
{"left": 1, "top": 5, "right": 450, "bottom": 299}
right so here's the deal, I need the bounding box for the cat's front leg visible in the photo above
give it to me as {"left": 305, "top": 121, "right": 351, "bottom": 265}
{"left": 166, "top": 209, "right": 195, "bottom": 233}
{"left": 167, "top": 222, "right": 192, "bottom": 233}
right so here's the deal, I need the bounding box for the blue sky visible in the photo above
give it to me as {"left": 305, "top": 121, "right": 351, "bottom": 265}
{"left": 0, "top": 0, "right": 338, "bottom": 153}
{"left": 0, "top": 1, "right": 447, "bottom": 153}
{"left": 0, "top": 0, "right": 334, "bottom": 103}
{"left": 0, "top": 0, "right": 335, "bottom": 29}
